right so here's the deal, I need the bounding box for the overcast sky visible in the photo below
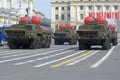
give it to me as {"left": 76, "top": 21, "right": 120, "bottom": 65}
{"left": 33, "top": 0, "right": 51, "bottom": 18}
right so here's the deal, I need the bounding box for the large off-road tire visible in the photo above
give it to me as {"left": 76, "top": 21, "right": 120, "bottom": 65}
{"left": 54, "top": 40, "right": 63, "bottom": 45}
{"left": 113, "top": 37, "right": 118, "bottom": 46}
{"left": 45, "top": 40, "right": 51, "bottom": 48}
{"left": 85, "top": 44, "right": 91, "bottom": 50}
{"left": 79, "top": 42, "right": 85, "bottom": 50}
{"left": 21, "top": 43, "right": 30, "bottom": 49}
{"left": 38, "top": 36, "right": 43, "bottom": 48}
{"left": 14, "top": 43, "right": 20, "bottom": 49}
{"left": 54, "top": 40, "right": 58, "bottom": 45}
{"left": 42, "top": 36, "right": 51, "bottom": 48}
{"left": 69, "top": 38, "right": 77, "bottom": 45}
{"left": 69, "top": 39, "right": 74, "bottom": 45}
{"left": 74, "top": 39, "right": 77, "bottom": 45}
{"left": 8, "top": 42, "right": 16, "bottom": 49}
{"left": 59, "top": 42, "right": 64, "bottom": 45}
{"left": 30, "top": 38, "right": 39, "bottom": 49}
{"left": 0, "top": 40, "right": 2, "bottom": 46}
{"left": 102, "top": 39, "right": 111, "bottom": 50}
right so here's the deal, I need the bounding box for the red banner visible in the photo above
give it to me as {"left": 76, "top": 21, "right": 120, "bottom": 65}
{"left": 88, "top": 12, "right": 120, "bottom": 19}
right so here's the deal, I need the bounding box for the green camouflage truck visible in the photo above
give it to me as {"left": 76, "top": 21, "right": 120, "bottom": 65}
{"left": 77, "top": 18, "right": 118, "bottom": 50}
{"left": 54, "top": 24, "right": 77, "bottom": 45}
{"left": 5, "top": 16, "right": 53, "bottom": 49}
{"left": 108, "top": 24, "right": 118, "bottom": 46}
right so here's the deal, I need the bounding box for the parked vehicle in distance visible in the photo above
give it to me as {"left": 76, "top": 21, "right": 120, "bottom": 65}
{"left": 54, "top": 24, "right": 77, "bottom": 45}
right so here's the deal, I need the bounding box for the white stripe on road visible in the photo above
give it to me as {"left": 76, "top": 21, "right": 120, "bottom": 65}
{"left": 0, "top": 48, "right": 71, "bottom": 63}
{"left": 1, "top": 47, "right": 61, "bottom": 58}
{"left": 33, "top": 50, "right": 86, "bottom": 68}
{"left": 91, "top": 43, "right": 120, "bottom": 68}
{"left": 0, "top": 50, "right": 32, "bottom": 56}
{"left": 67, "top": 50, "right": 99, "bottom": 65}
{"left": 15, "top": 50, "right": 73, "bottom": 65}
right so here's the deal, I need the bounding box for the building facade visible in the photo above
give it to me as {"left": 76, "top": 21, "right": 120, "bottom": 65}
{"left": 0, "top": 0, "right": 32, "bottom": 27}
{"left": 51, "top": 0, "right": 120, "bottom": 31}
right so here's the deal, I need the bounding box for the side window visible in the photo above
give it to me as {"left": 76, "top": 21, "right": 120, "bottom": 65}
{"left": 32, "top": 25, "right": 36, "bottom": 30}
{"left": 32, "top": 24, "right": 37, "bottom": 30}
{"left": 74, "top": 25, "right": 76, "bottom": 30}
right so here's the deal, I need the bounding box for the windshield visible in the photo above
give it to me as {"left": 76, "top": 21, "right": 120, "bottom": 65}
{"left": 26, "top": 25, "right": 36, "bottom": 30}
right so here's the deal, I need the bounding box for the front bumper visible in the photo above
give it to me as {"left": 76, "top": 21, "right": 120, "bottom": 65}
{"left": 54, "top": 37, "right": 71, "bottom": 42}
{"left": 78, "top": 36, "right": 105, "bottom": 45}
{"left": 6, "top": 36, "right": 34, "bottom": 44}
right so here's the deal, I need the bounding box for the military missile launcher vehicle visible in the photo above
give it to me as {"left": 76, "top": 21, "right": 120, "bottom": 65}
{"left": 77, "top": 16, "right": 118, "bottom": 50}
{"left": 54, "top": 24, "right": 77, "bottom": 45}
{"left": 108, "top": 24, "right": 118, "bottom": 46}
{"left": 5, "top": 16, "right": 53, "bottom": 49}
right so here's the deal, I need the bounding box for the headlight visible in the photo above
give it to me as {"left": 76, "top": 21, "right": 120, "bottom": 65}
{"left": 104, "top": 33, "right": 107, "bottom": 36}
{"left": 31, "top": 33, "right": 33, "bottom": 36}
{"left": 4, "top": 33, "right": 7, "bottom": 36}
{"left": 78, "top": 37, "right": 81, "bottom": 39}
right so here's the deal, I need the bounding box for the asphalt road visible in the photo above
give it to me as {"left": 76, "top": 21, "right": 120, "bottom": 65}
{"left": 0, "top": 42, "right": 120, "bottom": 80}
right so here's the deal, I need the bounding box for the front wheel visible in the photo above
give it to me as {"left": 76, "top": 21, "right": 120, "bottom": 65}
{"left": 30, "top": 38, "right": 39, "bottom": 49}
{"left": 113, "top": 37, "right": 118, "bottom": 46}
{"left": 102, "top": 39, "right": 111, "bottom": 50}
{"left": 78, "top": 42, "right": 85, "bottom": 50}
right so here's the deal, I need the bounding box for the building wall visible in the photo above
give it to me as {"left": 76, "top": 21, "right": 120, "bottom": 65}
{"left": 51, "top": 0, "right": 120, "bottom": 31}
{"left": 0, "top": 0, "right": 33, "bottom": 27}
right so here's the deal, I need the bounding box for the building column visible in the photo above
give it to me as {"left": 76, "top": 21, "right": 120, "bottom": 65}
{"left": 59, "top": 7, "right": 61, "bottom": 21}
{"left": 51, "top": 6, "right": 56, "bottom": 31}
{"left": 65, "top": 7, "right": 67, "bottom": 22}
{"left": 76, "top": 6, "right": 80, "bottom": 22}
{"left": 93, "top": 5, "right": 97, "bottom": 18}
{"left": 84, "top": 5, "right": 88, "bottom": 17}
{"left": 110, "top": 5, "right": 115, "bottom": 18}
{"left": 70, "top": 5, "right": 75, "bottom": 23}
{"left": 51, "top": 7, "right": 55, "bottom": 22}
{"left": 102, "top": 5, "right": 105, "bottom": 18}
{"left": 2, "top": 0, "right": 6, "bottom": 8}
{"left": 119, "top": 5, "right": 120, "bottom": 19}
{"left": 27, "top": 0, "right": 33, "bottom": 18}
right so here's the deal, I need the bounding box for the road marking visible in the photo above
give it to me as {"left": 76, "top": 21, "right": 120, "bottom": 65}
{"left": 67, "top": 50, "right": 99, "bottom": 65}
{"left": 33, "top": 50, "right": 86, "bottom": 68}
{"left": 14, "top": 50, "right": 73, "bottom": 65}
{"left": 0, "top": 50, "right": 32, "bottom": 56}
{"left": 1, "top": 47, "right": 61, "bottom": 58}
{"left": 91, "top": 43, "right": 120, "bottom": 68}
{"left": 0, "top": 48, "right": 71, "bottom": 63}
{"left": 51, "top": 50, "right": 95, "bottom": 68}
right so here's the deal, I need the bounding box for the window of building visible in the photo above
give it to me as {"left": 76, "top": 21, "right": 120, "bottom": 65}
{"left": 106, "top": 5, "right": 109, "bottom": 10}
{"left": 67, "top": 7, "right": 70, "bottom": 10}
{"left": 114, "top": 6, "right": 118, "bottom": 10}
{"left": 55, "top": 7, "right": 59, "bottom": 10}
{"left": 80, "top": 14, "right": 84, "bottom": 19}
{"left": 88, "top": 6, "right": 92, "bottom": 10}
{"left": 55, "top": 14, "right": 59, "bottom": 20}
{"left": 80, "top": 6, "right": 84, "bottom": 10}
{"left": 61, "top": 14, "right": 65, "bottom": 20}
{"left": 62, "top": 7, "right": 64, "bottom": 10}
{"left": 67, "top": 14, "right": 70, "bottom": 21}
{"left": 97, "top": 6, "right": 101, "bottom": 10}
